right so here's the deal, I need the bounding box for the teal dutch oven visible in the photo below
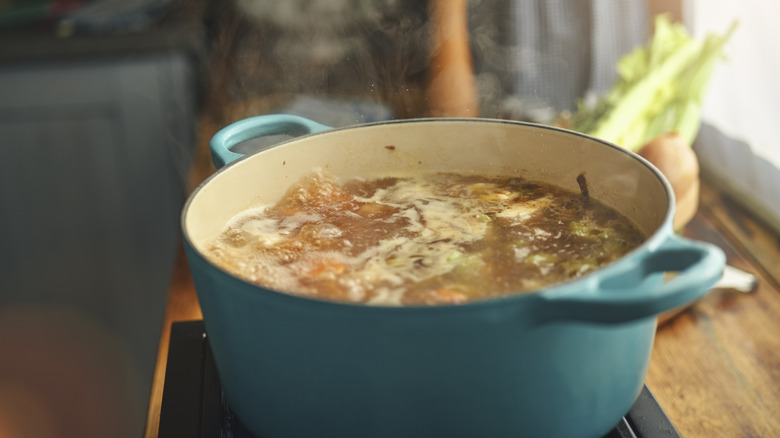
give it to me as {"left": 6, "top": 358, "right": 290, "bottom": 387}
{"left": 182, "top": 115, "right": 725, "bottom": 438}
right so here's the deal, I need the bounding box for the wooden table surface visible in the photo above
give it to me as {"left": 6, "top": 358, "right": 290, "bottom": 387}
{"left": 143, "top": 180, "right": 780, "bottom": 438}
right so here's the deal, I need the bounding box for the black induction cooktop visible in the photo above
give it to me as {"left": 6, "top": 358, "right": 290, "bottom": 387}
{"left": 157, "top": 321, "right": 681, "bottom": 438}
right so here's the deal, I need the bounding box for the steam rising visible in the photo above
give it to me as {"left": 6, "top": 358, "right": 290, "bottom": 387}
{"left": 200, "top": 1, "right": 649, "bottom": 134}
{"left": 227, "top": 0, "right": 430, "bottom": 113}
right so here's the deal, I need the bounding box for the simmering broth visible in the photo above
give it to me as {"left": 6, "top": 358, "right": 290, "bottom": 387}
{"left": 204, "top": 170, "right": 645, "bottom": 305}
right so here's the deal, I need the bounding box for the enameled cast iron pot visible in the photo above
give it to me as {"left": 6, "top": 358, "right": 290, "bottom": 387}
{"left": 182, "top": 115, "right": 725, "bottom": 438}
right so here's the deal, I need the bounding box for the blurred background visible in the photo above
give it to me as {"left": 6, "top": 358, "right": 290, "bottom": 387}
{"left": 0, "top": 0, "right": 777, "bottom": 437}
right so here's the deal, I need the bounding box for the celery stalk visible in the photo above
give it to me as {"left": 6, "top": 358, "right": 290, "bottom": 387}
{"left": 671, "top": 100, "right": 701, "bottom": 146}
{"left": 569, "top": 15, "right": 737, "bottom": 152}
{"left": 589, "top": 39, "right": 701, "bottom": 149}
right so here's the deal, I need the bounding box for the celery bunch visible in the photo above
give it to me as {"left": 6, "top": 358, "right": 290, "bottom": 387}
{"left": 569, "top": 15, "right": 737, "bottom": 152}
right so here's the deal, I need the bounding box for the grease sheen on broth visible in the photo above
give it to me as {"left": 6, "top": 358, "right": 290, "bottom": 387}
{"left": 204, "top": 170, "right": 645, "bottom": 306}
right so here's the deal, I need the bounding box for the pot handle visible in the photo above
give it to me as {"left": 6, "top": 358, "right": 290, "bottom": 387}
{"left": 209, "top": 114, "right": 332, "bottom": 169}
{"left": 538, "top": 234, "right": 726, "bottom": 324}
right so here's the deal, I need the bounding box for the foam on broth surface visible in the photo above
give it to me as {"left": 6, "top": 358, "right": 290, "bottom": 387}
{"left": 204, "top": 169, "right": 645, "bottom": 306}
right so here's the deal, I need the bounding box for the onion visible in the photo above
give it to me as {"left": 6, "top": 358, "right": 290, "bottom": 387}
{"left": 638, "top": 132, "right": 700, "bottom": 230}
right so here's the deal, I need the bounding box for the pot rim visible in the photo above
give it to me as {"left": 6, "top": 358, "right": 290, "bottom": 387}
{"left": 181, "top": 117, "right": 678, "bottom": 313}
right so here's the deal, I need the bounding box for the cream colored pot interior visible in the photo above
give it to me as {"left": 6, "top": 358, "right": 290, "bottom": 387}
{"left": 185, "top": 120, "right": 670, "bottom": 252}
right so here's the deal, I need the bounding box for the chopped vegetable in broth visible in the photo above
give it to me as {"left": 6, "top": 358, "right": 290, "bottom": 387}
{"left": 205, "top": 170, "right": 645, "bottom": 306}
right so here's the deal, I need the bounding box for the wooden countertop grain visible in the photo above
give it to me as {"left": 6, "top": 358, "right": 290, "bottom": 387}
{"left": 645, "top": 182, "right": 780, "bottom": 437}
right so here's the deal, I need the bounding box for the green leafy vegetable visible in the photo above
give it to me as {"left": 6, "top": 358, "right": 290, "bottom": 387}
{"left": 567, "top": 15, "right": 737, "bottom": 152}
